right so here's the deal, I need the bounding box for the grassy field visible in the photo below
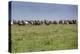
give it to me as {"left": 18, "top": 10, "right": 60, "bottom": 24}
{"left": 11, "top": 24, "right": 78, "bottom": 53}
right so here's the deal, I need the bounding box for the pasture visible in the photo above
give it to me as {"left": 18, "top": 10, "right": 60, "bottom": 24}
{"left": 11, "top": 24, "right": 78, "bottom": 53}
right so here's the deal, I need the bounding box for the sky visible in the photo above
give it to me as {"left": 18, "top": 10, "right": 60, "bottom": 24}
{"left": 10, "top": 1, "right": 78, "bottom": 21}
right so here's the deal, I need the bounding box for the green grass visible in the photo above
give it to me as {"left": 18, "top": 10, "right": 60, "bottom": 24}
{"left": 11, "top": 24, "right": 78, "bottom": 53}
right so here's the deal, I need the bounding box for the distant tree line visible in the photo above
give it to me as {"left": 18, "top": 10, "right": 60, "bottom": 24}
{"left": 10, "top": 19, "right": 77, "bottom": 25}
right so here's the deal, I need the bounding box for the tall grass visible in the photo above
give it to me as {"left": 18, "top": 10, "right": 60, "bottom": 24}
{"left": 11, "top": 24, "right": 78, "bottom": 53}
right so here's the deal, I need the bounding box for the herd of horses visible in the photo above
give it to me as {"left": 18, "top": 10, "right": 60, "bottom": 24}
{"left": 11, "top": 19, "right": 77, "bottom": 25}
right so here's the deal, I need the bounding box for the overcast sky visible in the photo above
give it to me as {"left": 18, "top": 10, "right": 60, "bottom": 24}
{"left": 10, "top": 1, "right": 78, "bottom": 21}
